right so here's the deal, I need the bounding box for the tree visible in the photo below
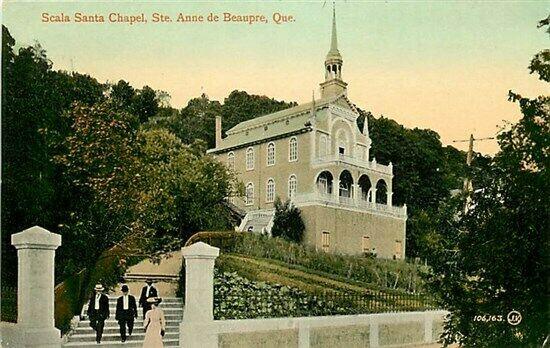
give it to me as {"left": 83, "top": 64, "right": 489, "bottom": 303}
{"left": 357, "top": 109, "right": 472, "bottom": 258}
{"left": 1, "top": 26, "right": 106, "bottom": 282}
{"left": 271, "top": 197, "right": 305, "bottom": 243}
{"left": 427, "top": 18, "right": 549, "bottom": 347}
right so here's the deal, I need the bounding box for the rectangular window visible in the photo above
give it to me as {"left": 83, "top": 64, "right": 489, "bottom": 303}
{"left": 266, "top": 179, "right": 275, "bottom": 203}
{"left": 394, "top": 240, "right": 403, "bottom": 259}
{"left": 322, "top": 231, "right": 330, "bottom": 252}
{"left": 362, "top": 236, "right": 371, "bottom": 253}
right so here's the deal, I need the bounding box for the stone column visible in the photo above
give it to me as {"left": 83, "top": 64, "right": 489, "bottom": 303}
{"left": 333, "top": 179, "right": 340, "bottom": 202}
{"left": 11, "top": 226, "right": 62, "bottom": 347}
{"left": 180, "top": 242, "right": 220, "bottom": 348}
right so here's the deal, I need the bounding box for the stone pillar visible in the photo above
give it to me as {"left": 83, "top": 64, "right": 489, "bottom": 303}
{"left": 333, "top": 179, "right": 340, "bottom": 201}
{"left": 180, "top": 242, "right": 220, "bottom": 348}
{"left": 353, "top": 184, "right": 360, "bottom": 204}
{"left": 371, "top": 188, "right": 377, "bottom": 204}
{"left": 11, "top": 226, "right": 62, "bottom": 347}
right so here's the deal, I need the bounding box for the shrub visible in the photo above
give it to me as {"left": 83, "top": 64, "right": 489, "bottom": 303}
{"left": 271, "top": 197, "right": 305, "bottom": 243}
{"left": 213, "top": 270, "right": 351, "bottom": 320}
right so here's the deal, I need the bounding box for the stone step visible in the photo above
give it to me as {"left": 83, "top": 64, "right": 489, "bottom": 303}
{"left": 74, "top": 325, "right": 179, "bottom": 335}
{"left": 100, "top": 306, "right": 183, "bottom": 312}
{"left": 106, "top": 297, "right": 182, "bottom": 303}
{"left": 78, "top": 319, "right": 181, "bottom": 328}
{"left": 63, "top": 338, "right": 179, "bottom": 347}
{"left": 67, "top": 331, "right": 179, "bottom": 343}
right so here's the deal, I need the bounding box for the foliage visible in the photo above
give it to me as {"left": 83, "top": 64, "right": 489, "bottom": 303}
{"left": 1, "top": 26, "right": 107, "bottom": 282}
{"left": 213, "top": 270, "right": 351, "bottom": 320}
{"left": 153, "top": 90, "right": 297, "bottom": 148}
{"left": 271, "top": 197, "right": 305, "bottom": 243}
{"left": 427, "top": 19, "right": 550, "bottom": 347}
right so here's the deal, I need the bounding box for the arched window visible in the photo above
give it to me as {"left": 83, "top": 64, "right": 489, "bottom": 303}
{"left": 316, "top": 171, "right": 333, "bottom": 196}
{"left": 266, "top": 179, "right": 275, "bottom": 203}
{"left": 245, "top": 182, "right": 254, "bottom": 206}
{"left": 339, "top": 170, "right": 354, "bottom": 198}
{"left": 227, "top": 152, "right": 235, "bottom": 170}
{"left": 289, "top": 137, "right": 298, "bottom": 162}
{"left": 288, "top": 175, "right": 297, "bottom": 198}
{"left": 358, "top": 175, "right": 372, "bottom": 201}
{"left": 319, "top": 135, "right": 327, "bottom": 157}
{"left": 267, "top": 142, "right": 275, "bottom": 166}
{"left": 376, "top": 179, "right": 388, "bottom": 204}
{"left": 246, "top": 147, "right": 254, "bottom": 170}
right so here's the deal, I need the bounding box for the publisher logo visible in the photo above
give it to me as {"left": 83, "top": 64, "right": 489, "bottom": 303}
{"left": 507, "top": 310, "right": 522, "bottom": 326}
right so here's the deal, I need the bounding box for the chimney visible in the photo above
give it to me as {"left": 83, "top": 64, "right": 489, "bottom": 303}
{"left": 215, "top": 116, "right": 222, "bottom": 148}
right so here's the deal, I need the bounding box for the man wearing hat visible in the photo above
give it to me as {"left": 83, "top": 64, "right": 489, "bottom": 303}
{"left": 87, "top": 284, "right": 110, "bottom": 344}
{"left": 138, "top": 278, "right": 159, "bottom": 319}
{"left": 115, "top": 284, "right": 138, "bottom": 342}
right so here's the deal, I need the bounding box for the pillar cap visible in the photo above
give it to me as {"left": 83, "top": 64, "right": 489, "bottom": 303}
{"left": 11, "top": 226, "right": 61, "bottom": 250}
{"left": 182, "top": 242, "right": 220, "bottom": 259}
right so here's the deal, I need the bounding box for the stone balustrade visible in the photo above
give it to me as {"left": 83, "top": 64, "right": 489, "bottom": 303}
{"left": 313, "top": 154, "right": 393, "bottom": 175}
{"left": 293, "top": 192, "right": 407, "bottom": 219}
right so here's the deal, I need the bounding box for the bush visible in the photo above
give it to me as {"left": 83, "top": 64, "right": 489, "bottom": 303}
{"left": 271, "top": 197, "right": 305, "bottom": 243}
{"left": 213, "top": 270, "right": 351, "bottom": 320}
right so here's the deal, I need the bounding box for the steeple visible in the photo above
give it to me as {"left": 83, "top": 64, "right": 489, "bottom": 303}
{"left": 327, "top": 4, "right": 341, "bottom": 60}
{"left": 320, "top": 2, "right": 347, "bottom": 99}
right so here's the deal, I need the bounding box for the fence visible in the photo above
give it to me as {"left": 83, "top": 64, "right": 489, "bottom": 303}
{"left": 1, "top": 286, "right": 17, "bottom": 323}
{"left": 312, "top": 289, "right": 438, "bottom": 315}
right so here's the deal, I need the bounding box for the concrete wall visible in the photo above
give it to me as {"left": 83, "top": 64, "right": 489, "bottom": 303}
{"left": 301, "top": 205, "right": 406, "bottom": 259}
{"left": 213, "top": 311, "right": 447, "bottom": 348}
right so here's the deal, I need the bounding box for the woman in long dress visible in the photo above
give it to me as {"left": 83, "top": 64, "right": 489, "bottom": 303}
{"left": 143, "top": 297, "right": 166, "bottom": 348}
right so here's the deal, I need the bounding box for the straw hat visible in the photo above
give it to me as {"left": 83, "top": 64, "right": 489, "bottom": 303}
{"left": 94, "top": 284, "right": 104, "bottom": 291}
{"left": 146, "top": 297, "right": 162, "bottom": 305}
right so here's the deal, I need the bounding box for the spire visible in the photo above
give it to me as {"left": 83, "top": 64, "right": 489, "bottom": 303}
{"left": 320, "top": 2, "right": 347, "bottom": 98}
{"left": 327, "top": 2, "right": 341, "bottom": 59}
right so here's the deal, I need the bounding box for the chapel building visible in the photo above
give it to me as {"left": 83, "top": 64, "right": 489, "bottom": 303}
{"left": 208, "top": 8, "right": 407, "bottom": 259}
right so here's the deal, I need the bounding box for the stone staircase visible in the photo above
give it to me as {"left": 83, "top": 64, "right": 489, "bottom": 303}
{"left": 63, "top": 296, "right": 183, "bottom": 347}
{"left": 239, "top": 209, "right": 275, "bottom": 235}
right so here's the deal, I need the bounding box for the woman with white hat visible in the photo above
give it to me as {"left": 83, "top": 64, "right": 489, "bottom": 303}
{"left": 143, "top": 297, "right": 166, "bottom": 347}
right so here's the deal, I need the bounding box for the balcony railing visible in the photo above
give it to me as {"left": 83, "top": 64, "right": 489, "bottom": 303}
{"left": 293, "top": 192, "right": 407, "bottom": 219}
{"left": 313, "top": 154, "right": 393, "bottom": 175}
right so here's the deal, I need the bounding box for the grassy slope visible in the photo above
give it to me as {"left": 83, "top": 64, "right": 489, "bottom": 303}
{"left": 216, "top": 253, "right": 433, "bottom": 311}
{"left": 219, "top": 253, "right": 402, "bottom": 295}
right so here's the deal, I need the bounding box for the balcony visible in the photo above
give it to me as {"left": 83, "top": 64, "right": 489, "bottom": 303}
{"left": 313, "top": 154, "right": 393, "bottom": 175}
{"left": 293, "top": 192, "right": 407, "bottom": 219}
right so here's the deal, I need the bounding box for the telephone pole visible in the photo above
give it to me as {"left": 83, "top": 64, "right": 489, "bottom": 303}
{"left": 452, "top": 134, "right": 494, "bottom": 210}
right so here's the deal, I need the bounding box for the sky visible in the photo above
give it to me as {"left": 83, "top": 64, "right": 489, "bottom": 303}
{"left": 3, "top": 0, "right": 549, "bottom": 154}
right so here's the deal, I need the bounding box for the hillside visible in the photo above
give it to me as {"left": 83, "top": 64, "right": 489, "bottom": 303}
{"left": 182, "top": 231, "right": 436, "bottom": 318}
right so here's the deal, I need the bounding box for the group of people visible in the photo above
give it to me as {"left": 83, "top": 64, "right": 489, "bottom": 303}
{"left": 86, "top": 278, "right": 166, "bottom": 346}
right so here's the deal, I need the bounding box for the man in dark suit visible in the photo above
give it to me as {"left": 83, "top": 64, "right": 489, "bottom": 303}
{"left": 115, "top": 284, "right": 138, "bottom": 342}
{"left": 87, "top": 284, "right": 109, "bottom": 344}
{"left": 138, "top": 278, "right": 158, "bottom": 319}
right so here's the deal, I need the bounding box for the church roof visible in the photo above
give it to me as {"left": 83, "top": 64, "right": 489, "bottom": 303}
{"left": 210, "top": 93, "right": 358, "bottom": 153}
